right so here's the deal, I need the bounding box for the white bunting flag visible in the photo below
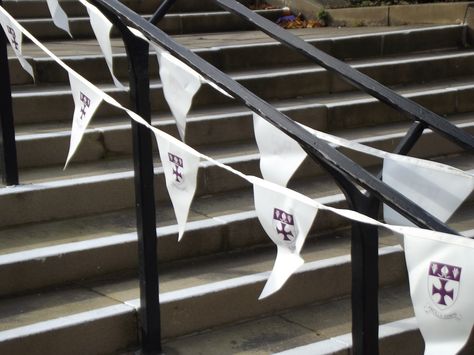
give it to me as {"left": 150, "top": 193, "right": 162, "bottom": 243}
{"left": 300, "top": 123, "right": 474, "bottom": 227}
{"left": 80, "top": 0, "right": 125, "bottom": 90}
{"left": 404, "top": 231, "right": 474, "bottom": 355}
{"left": 46, "top": 0, "right": 72, "bottom": 37}
{"left": 154, "top": 131, "right": 200, "bottom": 240}
{"left": 383, "top": 156, "right": 474, "bottom": 227}
{"left": 254, "top": 180, "right": 318, "bottom": 299}
{"left": 0, "top": 12, "right": 34, "bottom": 79}
{"left": 154, "top": 45, "right": 202, "bottom": 141}
{"left": 253, "top": 113, "right": 307, "bottom": 186}
{"left": 65, "top": 72, "right": 103, "bottom": 167}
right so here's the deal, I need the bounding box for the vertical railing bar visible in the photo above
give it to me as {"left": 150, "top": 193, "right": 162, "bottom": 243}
{"left": 149, "top": 0, "right": 178, "bottom": 25}
{"left": 125, "top": 33, "right": 162, "bottom": 354}
{"left": 90, "top": 1, "right": 180, "bottom": 352}
{"left": 311, "top": 154, "right": 380, "bottom": 355}
{"left": 0, "top": 0, "right": 19, "bottom": 186}
{"left": 390, "top": 121, "right": 427, "bottom": 156}
{"left": 350, "top": 201, "right": 380, "bottom": 355}
{"left": 90, "top": 1, "right": 164, "bottom": 351}
{"left": 376, "top": 121, "right": 426, "bottom": 179}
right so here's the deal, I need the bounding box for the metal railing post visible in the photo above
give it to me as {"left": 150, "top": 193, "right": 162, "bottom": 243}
{"left": 314, "top": 158, "right": 380, "bottom": 355}
{"left": 123, "top": 30, "right": 162, "bottom": 354}
{"left": 149, "top": 0, "right": 178, "bottom": 25}
{"left": 89, "top": 1, "right": 179, "bottom": 352}
{"left": 0, "top": 0, "right": 19, "bottom": 186}
{"left": 350, "top": 198, "right": 380, "bottom": 355}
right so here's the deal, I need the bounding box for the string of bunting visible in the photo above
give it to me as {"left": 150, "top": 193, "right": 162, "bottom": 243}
{"left": 2, "top": 4, "right": 474, "bottom": 353}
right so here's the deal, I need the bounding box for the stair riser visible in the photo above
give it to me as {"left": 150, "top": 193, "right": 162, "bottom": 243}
{"left": 11, "top": 78, "right": 474, "bottom": 129}
{"left": 2, "top": 0, "right": 228, "bottom": 18}
{"left": 0, "top": 307, "right": 137, "bottom": 355}
{"left": 0, "top": 158, "right": 263, "bottom": 227}
{"left": 18, "top": 53, "right": 474, "bottom": 106}
{"left": 17, "top": 10, "right": 283, "bottom": 41}
{"left": 0, "top": 208, "right": 350, "bottom": 297}
{"left": 15, "top": 100, "right": 473, "bottom": 168}
{"left": 9, "top": 26, "right": 465, "bottom": 85}
{"left": 8, "top": 124, "right": 471, "bottom": 229}
{"left": 327, "top": 90, "right": 461, "bottom": 131}
{"left": 159, "top": 248, "right": 406, "bottom": 338}
{"left": 276, "top": 318, "right": 424, "bottom": 355}
{"left": 193, "top": 25, "right": 464, "bottom": 71}
{"left": 0, "top": 247, "right": 404, "bottom": 353}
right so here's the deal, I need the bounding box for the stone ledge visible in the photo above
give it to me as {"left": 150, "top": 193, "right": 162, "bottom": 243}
{"left": 267, "top": 0, "right": 472, "bottom": 26}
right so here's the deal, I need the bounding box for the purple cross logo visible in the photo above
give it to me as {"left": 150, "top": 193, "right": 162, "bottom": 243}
{"left": 428, "top": 262, "right": 461, "bottom": 310}
{"left": 79, "top": 92, "right": 91, "bottom": 120}
{"left": 168, "top": 152, "right": 183, "bottom": 183}
{"left": 272, "top": 208, "right": 296, "bottom": 243}
{"left": 7, "top": 26, "right": 19, "bottom": 50}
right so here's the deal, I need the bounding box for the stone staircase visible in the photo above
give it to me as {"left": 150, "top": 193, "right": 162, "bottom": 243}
{"left": 1, "top": 0, "right": 474, "bottom": 354}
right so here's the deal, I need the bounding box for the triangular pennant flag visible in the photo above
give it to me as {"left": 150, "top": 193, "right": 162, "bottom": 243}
{"left": 81, "top": 0, "right": 125, "bottom": 90}
{"left": 46, "top": 0, "right": 72, "bottom": 37}
{"left": 253, "top": 113, "right": 307, "bottom": 186}
{"left": 300, "top": 122, "right": 474, "bottom": 228}
{"left": 383, "top": 155, "right": 474, "bottom": 226}
{"left": 404, "top": 231, "right": 474, "bottom": 355}
{"left": 154, "top": 131, "right": 200, "bottom": 240}
{"left": 0, "top": 12, "right": 34, "bottom": 79}
{"left": 65, "top": 72, "right": 103, "bottom": 167}
{"left": 154, "top": 45, "right": 201, "bottom": 141}
{"left": 254, "top": 181, "right": 318, "bottom": 299}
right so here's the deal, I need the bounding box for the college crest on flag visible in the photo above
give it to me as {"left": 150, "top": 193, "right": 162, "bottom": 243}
{"left": 404, "top": 231, "right": 474, "bottom": 355}
{"left": 0, "top": 11, "right": 34, "bottom": 79}
{"left": 428, "top": 261, "right": 461, "bottom": 310}
{"left": 253, "top": 180, "right": 318, "bottom": 299}
{"left": 253, "top": 113, "right": 307, "bottom": 187}
{"left": 65, "top": 72, "right": 103, "bottom": 167}
{"left": 154, "top": 131, "right": 200, "bottom": 240}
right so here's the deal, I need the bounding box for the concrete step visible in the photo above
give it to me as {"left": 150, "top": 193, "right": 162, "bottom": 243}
{"left": 0, "top": 288, "right": 137, "bottom": 355}
{"left": 15, "top": 9, "right": 283, "bottom": 40}
{"left": 0, "top": 185, "right": 348, "bottom": 296}
{"left": 13, "top": 44, "right": 474, "bottom": 98}
{"left": 10, "top": 76, "right": 474, "bottom": 168}
{"left": 2, "top": 0, "right": 245, "bottom": 18}
{"left": 162, "top": 285, "right": 415, "bottom": 355}
{"left": 8, "top": 25, "right": 466, "bottom": 86}
{"left": 275, "top": 317, "right": 423, "bottom": 355}
{"left": 9, "top": 64, "right": 474, "bottom": 125}
{"left": 4, "top": 112, "right": 473, "bottom": 225}
{"left": 0, "top": 238, "right": 408, "bottom": 354}
{"left": 1, "top": 149, "right": 472, "bottom": 296}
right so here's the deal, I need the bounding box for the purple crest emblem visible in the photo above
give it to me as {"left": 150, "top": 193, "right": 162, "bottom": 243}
{"left": 272, "top": 208, "right": 296, "bottom": 243}
{"left": 7, "top": 26, "right": 19, "bottom": 50}
{"left": 79, "top": 92, "right": 91, "bottom": 120}
{"left": 428, "top": 261, "right": 462, "bottom": 310}
{"left": 168, "top": 152, "right": 183, "bottom": 183}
